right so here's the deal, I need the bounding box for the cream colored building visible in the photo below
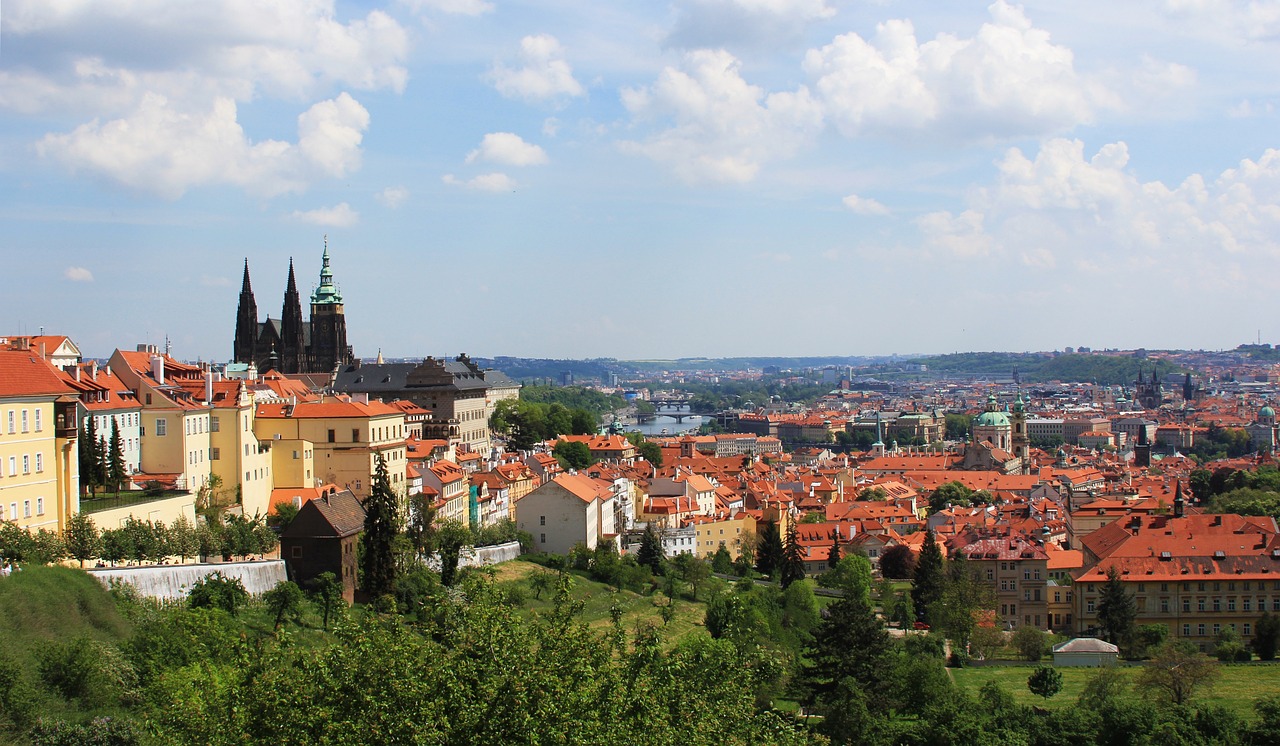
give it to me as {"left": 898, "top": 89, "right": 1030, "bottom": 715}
{"left": 253, "top": 395, "right": 406, "bottom": 501}
{"left": 0, "top": 346, "right": 80, "bottom": 532}
{"left": 515, "top": 473, "right": 616, "bottom": 555}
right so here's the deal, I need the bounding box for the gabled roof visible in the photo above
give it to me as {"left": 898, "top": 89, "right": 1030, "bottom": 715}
{"left": 280, "top": 489, "right": 366, "bottom": 539}
{"left": 0, "top": 349, "right": 76, "bottom": 397}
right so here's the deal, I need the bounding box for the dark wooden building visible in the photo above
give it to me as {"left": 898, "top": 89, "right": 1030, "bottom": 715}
{"left": 280, "top": 488, "right": 365, "bottom": 603}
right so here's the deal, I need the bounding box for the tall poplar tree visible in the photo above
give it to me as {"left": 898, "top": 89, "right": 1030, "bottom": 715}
{"left": 361, "top": 455, "right": 400, "bottom": 599}
{"left": 911, "top": 530, "right": 945, "bottom": 622}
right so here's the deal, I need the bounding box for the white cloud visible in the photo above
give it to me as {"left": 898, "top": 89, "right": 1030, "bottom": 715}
{"left": 64, "top": 266, "right": 94, "bottom": 282}
{"left": 466, "top": 132, "right": 548, "bottom": 166}
{"left": 442, "top": 172, "right": 518, "bottom": 192}
{"left": 918, "top": 138, "right": 1280, "bottom": 288}
{"left": 842, "top": 194, "right": 890, "bottom": 215}
{"left": 802, "top": 1, "right": 1110, "bottom": 139}
{"left": 398, "top": 0, "right": 493, "bottom": 16}
{"left": 620, "top": 49, "right": 823, "bottom": 183}
{"left": 377, "top": 186, "right": 410, "bottom": 208}
{"left": 290, "top": 202, "right": 360, "bottom": 227}
{"left": 37, "top": 92, "right": 369, "bottom": 199}
{"left": 489, "top": 35, "right": 585, "bottom": 103}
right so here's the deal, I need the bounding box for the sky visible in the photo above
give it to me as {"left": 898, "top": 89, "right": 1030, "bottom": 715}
{"left": 3, "top": 0, "right": 1280, "bottom": 362}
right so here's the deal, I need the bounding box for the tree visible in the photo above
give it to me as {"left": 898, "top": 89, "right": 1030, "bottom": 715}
{"left": 362, "top": 454, "right": 400, "bottom": 598}
{"left": 710, "top": 544, "right": 733, "bottom": 574}
{"left": 267, "top": 501, "right": 299, "bottom": 532}
{"left": 929, "top": 481, "right": 974, "bottom": 513}
{"left": 1096, "top": 566, "right": 1137, "bottom": 653}
{"left": 1254, "top": 611, "right": 1280, "bottom": 661}
{"left": 436, "top": 519, "right": 471, "bottom": 587}
{"left": 911, "top": 530, "right": 945, "bottom": 621}
{"left": 405, "top": 491, "right": 438, "bottom": 561}
{"left": 826, "top": 529, "right": 840, "bottom": 568}
{"left": 529, "top": 570, "right": 554, "bottom": 601}
{"left": 107, "top": 418, "right": 126, "bottom": 494}
{"left": 637, "top": 440, "right": 663, "bottom": 466}
{"left": 879, "top": 544, "right": 917, "bottom": 579}
{"left": 308, "top": 571, "right": 344, "bottom": 630}
{"left": 937, "top": 549, "right": 993, "bottom": 651}
{"left": 779, "top": 521, "right": 806, "bottom": 589}
{"left": 673, "top": 554, "right": 711, "bottom": 600}
{"left": 1138, "top": 642, "right": 1220, "bottom": 706}
{"left": 78, "top": 417, "right": 100, "bottom": 495}
{"left": 1013, "top": 625, "right": 1048, "bottom": 661}
{"left": 1028, "top": 665, "right": 1064, "bottom": 700}
{"left": 187, "top": 572, "right": 248, "bottom": 615}
{"left": 63, "top": 513, "right": 101, "bottom": 568}
{"left": 552, "top": 440, "right": 592, "bottom": 470}
{"left": 169, "top": 515, "right": 200, "bottom": 563}
{"left": 263, "top": 581, "right": 305, "bottom": 630}
{"left": 637, "top": 523, "right": 665, "bottom": 575}
{"left": 820, "top": 555, "right": 873, "bottom": 605}
{"left": 796, "top": 590, "right": 893, "bottom": 716}
{"left": 754, "top": 520, "right": 784, "bottom": 578}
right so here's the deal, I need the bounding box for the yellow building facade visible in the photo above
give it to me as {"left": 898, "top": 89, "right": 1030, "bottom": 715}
{"left": 0, "top": 346, "right": 81, "bottom": 532}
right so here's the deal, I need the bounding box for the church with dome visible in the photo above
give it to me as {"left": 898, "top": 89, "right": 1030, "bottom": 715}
{"left": 962, "top": 394, "right": 1029, "bottom": 474}
{"left": 232, "top": 243, "right": 355, "bottom": 375}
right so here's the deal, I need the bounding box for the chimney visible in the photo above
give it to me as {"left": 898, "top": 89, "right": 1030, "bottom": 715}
{"left": 39, "top": 342, "right": 46, "bottom": 360}
{"left": 73, "top": 365, "right": 81, "bottom": 382}
{"left": 204, "top": 370, "right": 214, "bottom": 405}
{"left": 91, "top": 360, "right": 98, "bottom": 381}
{"left": 151, "top": 355, "right": 164, "bottom": 385}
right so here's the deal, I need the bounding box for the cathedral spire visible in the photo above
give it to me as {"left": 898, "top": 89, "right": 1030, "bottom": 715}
{"left": 233, "top": 258, "right": 259, "bottom": 364}
{"left": 280, "top": 257, "right": 306, "bottom": 374}
{"left": 311, "top": 237, "right": 343, "bottom": 305}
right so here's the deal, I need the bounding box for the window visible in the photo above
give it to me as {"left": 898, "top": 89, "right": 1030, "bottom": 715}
{"left": 1161, "top": 598, "right": 1170, "bottom": 613}
{"left": 540, "top": 533, "right": 546, "bottom": 544}
{"left": 1183, "top": 599, "right": 1191, "bottom": 613}
{"left": 34, "top": 454, "right": 42, "bottom": 473}
{"left": 1213, "top": 623, "right": 1221, "bottom": 636}
{"left": 210, "top": 447, "right": 220, "bottom": 460}
{"left": 1183, "top": 623, "right": 1191, "bottom": 637}
{"left": 352, "top": 429, "right": 359, "bottom": 443}
{"left": 291, "top": 546, "right": 302, "bottom": 558}
{"left": 540, "top": 516, "right": 546, "bottom": 526}
{"left": 22, "top": 455, "right": 29, "bottom": 474}
{"left": 354, "top": 480, "right": 361, "bottom": 490}
{"left": 23, "top": 501, "right": 30, "bottom": 517}
{"left": 6, "top": 411, "right": 13, "bottom": 434}
{"left": 987, "top": 569, "right": 994, "bottom": 581}
{"left": 35, "top": 498, "right": 43, "bottom": 515}
{"left": 1198, "top": 598, "right": 1206, "bottom": 612}
{"left": 1229, "top": 598, "right": 1237, "bottom": 612}
{"left": 155, "top": 418, "right": 167, "bottom": 436}
{"left": 1197, "top": 624, "right": 1206, "bottom": 637}
{"left": 328, "top": 429, "right": 336, "bottom": 443}
{"left": 1087, "top": 600, "right": 1096, "bottom": 613}
{"left": 210, "top": 417, "right": 220, "bottom": 432}
{"left": 1245, "top": 598, "right": 1253, "bottom": 612}
{"left": 1245, "top": 623, "right": 1252, "bottom": 636}
{"left": 7, "top": 457, "right": 14, "bottom": 476}
{"left": 1213, "top": 598, "right": 1221, "bottom": 612}
{"left": 34, "top": 410, "right": 41, "bottom": 431}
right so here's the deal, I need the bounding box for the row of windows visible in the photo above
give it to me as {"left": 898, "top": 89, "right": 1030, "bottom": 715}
{"left": 1087, "top": 580, "right": 1280, "bottom": 593}
{"left": 1183, "top": 622, "right": 1252, "bottom": 637}
{"left": 90, "top": 413, "right": 140, "bottom": 431}
{"left": 1087, "top": 597, "right": 1280, "bottom": 613}
{"left": 0, "top": 454, "right": 43, "bottom": 477}
{"left": 2, "top": 498, "right": 43, "bottom": 520}
{"left": 989, "top": 567, "right": 1042, "bottom": 581}
{"left": 5, "top": 409, "right": 41, "bottom": 435}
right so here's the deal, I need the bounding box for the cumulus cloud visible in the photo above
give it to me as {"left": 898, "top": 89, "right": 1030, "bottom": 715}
{"left": 666, "top": 0, "right": 836, "bottom": 50}
{"left": 466, "top": 132, "right": 548, "bottom": 166}
{"left": 442, "top": 172, "right": 517, "bottom": 192}
{"left": 803, "top": 1, "right": 1104, "bottom": 140}
{"left": 37, "top": 92, "right": 370, "bottom": 199}
{"left": 290, "top": 202, "right": 360, "bottom": 227}
{"left": 918, "top": 138, "right": 1280, "bottom": 288}
{"left": 620, "top": 49, "right": 823, "bottom": 183}
{"left": 398, "top": 0, "right": 493, "bottom": 16}
{"left": 64, "top": 266, "right": 94, "bottom": 282}
{"left": 842, "top": 194, "right": 890, "bottom": 215}
{"left": 377, "top": 186, "right": 410, "bottom": 208}
{"left": 489, "top": 35, "right": 585, "bottom": 103}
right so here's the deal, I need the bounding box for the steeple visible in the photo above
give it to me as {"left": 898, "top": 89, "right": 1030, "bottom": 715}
{"left": 311, "top": 235, "right": 343, "bottom": 305}
{"left": 233, "top": 259, "right": 259, "bottom": 364}
{"left": 280, "top": 257, "right": 306, "bottom": 374}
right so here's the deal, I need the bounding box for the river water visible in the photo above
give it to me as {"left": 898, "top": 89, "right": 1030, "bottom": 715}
{"left": 627, "top": 408, "right": 705, "bottom": 436}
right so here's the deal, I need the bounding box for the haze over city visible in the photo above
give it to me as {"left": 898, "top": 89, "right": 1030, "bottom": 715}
{"left": 3, "top": 0, "right": 1280, "bottom": 360}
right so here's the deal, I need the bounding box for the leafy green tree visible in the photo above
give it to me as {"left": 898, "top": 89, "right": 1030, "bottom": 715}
{"left": 911, "top": 530, "right": 945, "bottom": 621}
{"left": 711, "top": 543, "right": 733, "bottom": 574}
{"left": 263, "top": 581, "right": 305, "bottom": 630}
{"left": 552, "top": 440, "right": 592, "bottom": 470}
{"left": 779, "top": 521, "right": 806, "bottom": 589}
{"left": 1189, "top": 468, "right": 1213, "bottom": 502}
{"left": 267, "top": 501, "right": 299, "bottom": 531}
{"left": 529, "top": 569, "right": 554, "bottom": 601}
{"left": 636, "top": 523, "right": 664, "bottom": 575}
{"left": 637, "top": 440, "right": 662, "bottom": 466}
{"left": 820, "top": 554, "right": 873, "bottom": 605}
{"left": 169, "top": 515, "right": 200, "bottom": 564}
{"left": 187, "top": 572, "right": 248, "bottom": 616}
{"left": 1096, "top": 566, "right": 1137, "bottom": 653}
{"left": 826, "top": 529, "right": 841, "bottom": 568}
{"left": 1138, "top": 642, "right": 1220, "bottom": 706}
{"left": 62, "top": 513, "right": 101, "bottom": 568}
{"left": 937, "top": 549, "right": 993, "bottom": 651}
{"left": 361, "top": 454, "right": 400, "bottom": 598}
{"left": 754, "top": 520, "right": 783, "bottom": 578}
{"left": 1028, "top": 665, "right": 1064, "bottom": 700}
{"left": 308, "top": 571, "right": 344, "bottom": 630}
{"left": 99, "top": 527, "right": 131, "bottom": 566}
{"left": 404, "top": 491, "right": 437, "bottom": 561}
{"left": 1013, "top": 624, "right": 1048, "bottom": 661}
{"left": 436, "top": 519, "right": 471, "bottom": 587}
{"left": 673, "top": 553, "right": 711, "bottom": 600}
{"left": 1254, "top": 611, "right": 1280, "bottom": 661}
{"left": 929, "top": 481, "right": 975, "bottom": 513}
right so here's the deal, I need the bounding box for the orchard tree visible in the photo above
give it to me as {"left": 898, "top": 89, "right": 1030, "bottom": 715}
{"left": 1138, "top": 642, "right": 1220, "bottom": 706}
{"left": 308, "top": 571, "right": 345, "bottom": 630}
{"left": 1028, "top": 666, "right": 1063, "bottom": 700}
{"left": 63, "top": 513, "right": 101, "bottom": 568}
{"left": 263, "top": 580, "right": 306, "bottom": 630}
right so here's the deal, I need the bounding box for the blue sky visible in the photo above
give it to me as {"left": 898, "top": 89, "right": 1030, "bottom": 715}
{"left": 4, "top": 0, "right": 1280, "bottom": 361}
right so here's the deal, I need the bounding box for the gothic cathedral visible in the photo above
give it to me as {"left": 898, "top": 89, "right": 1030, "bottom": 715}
{"left": 233, "top": 243, "right": 354, "bottom": 374}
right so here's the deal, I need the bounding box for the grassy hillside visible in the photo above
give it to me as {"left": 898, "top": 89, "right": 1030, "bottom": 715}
{"left": 0, "top": 566, "right": 131, "bottom": 668}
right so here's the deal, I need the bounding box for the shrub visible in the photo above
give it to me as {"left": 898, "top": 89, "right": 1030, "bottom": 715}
{"left": 37, "top": 637, "right": 138, "bottom": 708}
{"left": 187, "top": 572, "right": 248, "bottom": 616}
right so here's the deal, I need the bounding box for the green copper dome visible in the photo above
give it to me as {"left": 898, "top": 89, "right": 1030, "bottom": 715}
{"left": 973, "top": 410, "right": 1010, "bottom": 427}
{"left": 1261, "top": 405, "right": 1275, "bottom": 418}
{"left": 310, "top": 242, "right": 343, "bottom": 305}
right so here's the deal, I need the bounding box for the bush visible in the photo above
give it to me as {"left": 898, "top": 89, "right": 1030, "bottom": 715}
{"left": 0, "top": 653, "right": 38, "bottom": 730}
{"left": 187, "top": 572, "right": 248, "bottom": 616}
{"left": 1215, "top": 642, "right": 1251, "bottom": 662}
{"left": 30, "top": 716, "right": 142, "bottom": 746}
{"left": 37, "top": 637, "right": 138, "bottom": 708}
{"left": 1013, "top": 625, "right": 1048, "bottom": 661}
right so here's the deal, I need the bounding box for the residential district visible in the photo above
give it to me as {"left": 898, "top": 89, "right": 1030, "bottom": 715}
{"left": 5, "top": 249, "right": 1280, "bottom": 742}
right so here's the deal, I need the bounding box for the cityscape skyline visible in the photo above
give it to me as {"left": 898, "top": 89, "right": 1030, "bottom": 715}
{"left": 4, "top": 1, "right": 1280, "bottom": 360}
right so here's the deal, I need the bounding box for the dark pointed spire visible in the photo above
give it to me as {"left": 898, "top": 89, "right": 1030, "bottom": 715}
{"left": 233, "top": 259, "right": 259, "bottom": 364}
{"left": 280, "top": 256, "right": 306, "bottom": 374}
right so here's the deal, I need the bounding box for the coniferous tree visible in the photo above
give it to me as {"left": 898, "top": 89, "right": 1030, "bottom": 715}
{"left": 362, "top": 454, "right": 400, "bottom": 599}
{"left": 796, "top": 585, "right": 894, "bottom": 718}
{"left": 755, "top": 520, "right": 784, "bottom": 578}
{"left": 78, "top": 417, "right": 100, "bottom": 494}
{"left": 1253, "top": 611, "right": 1280, "bottom": 660}
{"left": 1096, "top": 566, "right": 1137, "bottom": 653}
{"left": 94, "top": 432, "right": 109, "bottom": 489}
{"left": 827, "top": 529, "right": 841, "bottom": 568}
{"left": 637, "top": 522, "right": 665, "bottom": 575}
{"left": 911, "top": 530, "right": 945, "bottom": 622}
{"left": 780, "top": 521, "right": 806, "bottom": 589}
{"left": 107, "top": 418, "right": 126, "bottom": 494}
{"left": 710, "top": 543, "right": 733, "bottom": 574}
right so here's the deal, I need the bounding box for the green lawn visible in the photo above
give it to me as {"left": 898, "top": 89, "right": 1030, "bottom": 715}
{"left": 951, "top": 663, "right": 1280, "bottom": 719}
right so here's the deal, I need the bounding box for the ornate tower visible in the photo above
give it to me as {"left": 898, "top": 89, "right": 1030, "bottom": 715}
{"left": 279, "top": 258, "right": 306, "bottom": 374}
{"left": 1010, "top": 394, "right": 1030, "bottom": 473}
{"left": 233, "top": 259, "right": 259, "bottom": 364}
{"left": 307, "top": 238, "right": 353, "bottom": 373}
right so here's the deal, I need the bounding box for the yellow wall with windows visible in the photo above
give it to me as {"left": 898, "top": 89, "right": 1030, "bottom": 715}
{"left": 254, "top": 412, "right": 406, "bottom": 501}
{"left": 0, "top": 398, "right": 64, "bottom": 531}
